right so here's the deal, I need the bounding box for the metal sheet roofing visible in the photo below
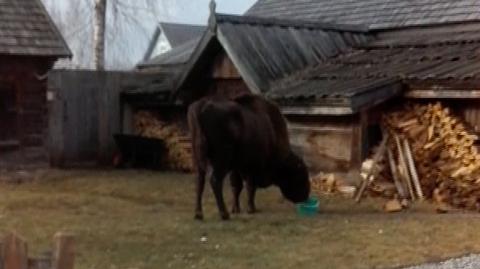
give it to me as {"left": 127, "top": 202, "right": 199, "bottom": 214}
{"left": 177, "top": 13, "right": 372, "bottom": 95}
{"left": 0, "top": 0, "right": 71, "bottom": 57}
{"left": 247, "top": 0, "right": 480, "bottom": 30}
{"left": 138, "top": 37, "right": 201, "bottom": 68}
{"left": 159, "top": 22, "right": 206, "bottom": 48}
{"left": 268, "top": 36, "right": 480, "bottom": 109}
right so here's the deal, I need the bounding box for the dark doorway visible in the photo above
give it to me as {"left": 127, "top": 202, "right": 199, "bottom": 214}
{"left": 0, "top": 83, "right": 18, "bottom": 148}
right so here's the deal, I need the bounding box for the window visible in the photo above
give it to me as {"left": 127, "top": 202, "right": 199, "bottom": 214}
{"left": 0, "top": 83, "right": 18, "bottom": 146}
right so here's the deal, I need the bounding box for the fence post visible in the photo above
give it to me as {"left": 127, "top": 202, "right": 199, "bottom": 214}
{"left": 52, "top": 233, "right": 74, "bottom": 269}
{"left": 2, "top": 233, "right": 28, "bottom": 269}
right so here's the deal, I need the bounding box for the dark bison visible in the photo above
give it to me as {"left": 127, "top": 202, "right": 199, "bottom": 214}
{"left": 188, "top": 94, "right": 310, "bottom": 220}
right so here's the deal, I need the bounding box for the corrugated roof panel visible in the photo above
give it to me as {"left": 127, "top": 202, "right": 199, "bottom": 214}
{"left": 215, "top": 14, "right": 371, "bottom": 93}
{"left": 247, "top": 0, "right": 480, "bottom": 30}
{"left": 268, "top": 39, "right": 480, "bottom": 104}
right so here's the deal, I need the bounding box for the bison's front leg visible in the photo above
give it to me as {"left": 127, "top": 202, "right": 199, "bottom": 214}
{"left": 230, "top": 172, "right": 243, "bottom": 214}
{"left": 194, "top": 169, "right": 206, "bottom": 220}
{"left": 246, "top": 181, "right": 257, "bottom": 214}
{"left": 211, "top": 169, "right": 230, "bottom": 220}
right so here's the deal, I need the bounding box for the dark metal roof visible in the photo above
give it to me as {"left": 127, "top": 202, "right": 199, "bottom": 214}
{"left": 139, "top": 22, "right": 206, "bottom": 70}
{"left": 268, "top": 34, "right": 480, "bottom": 110}
{"left": 0, "top": 0, "right": 71, "bottom": 57}
{"left": 159, "top": 22, "right": 206, "bottom": 48}
{"left": 176, "top": 13, "right": 372, "bottom": 96}
{"left": 121, "top": 72, "right": 174, "bottom": 106}
{"left": 138, "top": 37, "right": 201, "bottom": 68}
{"left": 247, "top": 0, "right": 480, "bottom": 30}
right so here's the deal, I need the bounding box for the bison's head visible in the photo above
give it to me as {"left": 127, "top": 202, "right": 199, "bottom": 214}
{"left": 275, "top": 152, "right": 310, "bottom": 203}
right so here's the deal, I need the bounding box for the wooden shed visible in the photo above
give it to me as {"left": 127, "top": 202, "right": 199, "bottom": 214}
{"left": 128, "top": 1, "right": 480, "bottom": 177}
{"left": 171, "top": 13, "right": 384, "bottom": 175}
{"left": 0, "top": 0, "right": 71, "bottom": 168}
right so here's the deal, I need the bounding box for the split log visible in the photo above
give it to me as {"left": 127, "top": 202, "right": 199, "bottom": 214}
{"left": 394, "top": 134, "right": 415, "bottom": 200}
{"left": 387, "top": 148, "right": 406, "bottom": 198}
{"left": 355, "top": 133, "right": 389, "bottom": 203}
{"left": 404, "top": 139, "right": 424, "bottom": 200}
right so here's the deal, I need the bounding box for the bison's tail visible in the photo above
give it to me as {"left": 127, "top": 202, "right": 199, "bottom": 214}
{"left": 187, "top": 100, "right": 208, "bottom": 173}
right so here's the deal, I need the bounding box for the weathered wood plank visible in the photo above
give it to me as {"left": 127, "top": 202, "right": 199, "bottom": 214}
{"left": 355, "top": 133, "right": 389, "bottom": 203}
{"left": 52, "top": 233, "right": 75, "bottom": 269}
{"left": 3, "top": 233, "right": 28, "bottom": 269}
{"left": 405, "top": 90, "right": 480, "bottom": 99}
{"left": 48, "top": 70, "right": 159, "bottom": 167}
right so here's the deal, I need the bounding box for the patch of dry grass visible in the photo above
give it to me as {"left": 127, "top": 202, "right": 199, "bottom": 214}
{"left": 0, "top": 170, "right": 479, "bottom": 269}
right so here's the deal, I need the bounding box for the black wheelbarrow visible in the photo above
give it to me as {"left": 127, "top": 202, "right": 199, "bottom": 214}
{"left": 114, "top": 134, "right": 166, "bottom": 169}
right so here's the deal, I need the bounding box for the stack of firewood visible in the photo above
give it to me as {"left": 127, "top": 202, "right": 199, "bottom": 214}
{"left": 134, "top": 111, "right": 193, "bottom": 172}
{"left": 363, "top": 102, "right": 480, "bottom": 211}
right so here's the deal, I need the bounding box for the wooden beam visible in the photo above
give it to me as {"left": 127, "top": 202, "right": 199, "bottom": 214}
{"left": 394, "top": 135, "right": 415, "bottom": 200}
{"left": 52, "top": 233, "right": 75, "bottom": 269}
{"left": 288, "top": 124, "right": 352, "bottom": 134}
{"left": 387, "top": 148, "right": 406, "bottom": 198}
{"left": 406, "top": 90, "right": 480, "bottom": 99}
{"left": 403, "top": 139, "right": 424, "bottom": 200}
{"left": 3, "top": 233, "right": 28, "bottom": 269}
{"left": 281, "top": 106, "right": 353, "bottom": 116}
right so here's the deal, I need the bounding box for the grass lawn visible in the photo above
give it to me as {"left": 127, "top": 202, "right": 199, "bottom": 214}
{"left": 1, "top": 170, "right": 480, "bottom": 269}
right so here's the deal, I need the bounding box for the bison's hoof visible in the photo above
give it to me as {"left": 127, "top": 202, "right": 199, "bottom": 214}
{"left": 194, "top": 213, "right": 204, "bottom": 221}
{"left": 220, "top": 213, "right": 230, "bottom": 220}
{"left": 231, "top": 206, "right": 241, "bottom": 214}
{"left": 247, "top": 207, "right": 258, "bottom": 214}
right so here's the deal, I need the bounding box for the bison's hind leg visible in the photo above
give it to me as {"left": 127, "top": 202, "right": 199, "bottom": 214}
{"left": 246, "top": 181, "right": 258, "bottom": 214}
{"left": 230, "top": 172, "right": 243, "bottom": 214}
{"left": 210, "top": 168, "right": 230, "bottom": 220}
{"left": 194, "top": 169, "right": 206, "bottom": 220}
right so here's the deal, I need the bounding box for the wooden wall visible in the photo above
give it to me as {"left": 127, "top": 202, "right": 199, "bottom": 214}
{"left": 48, "top": 70, "right": 160, "bottom": 167}
{"left": 436, "top": 100, "right": 480, "bottom": 134}
{"left": 286, "top": 115, "right": 361, "bottom": 174}
{"left": 208, "top": 52, "right": 250, "bottom": 98}
{"left": 0, "top": 56, "right": 54, "bottom": 168}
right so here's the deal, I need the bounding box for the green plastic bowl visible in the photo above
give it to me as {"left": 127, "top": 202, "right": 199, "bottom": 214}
{"left": 296, "top": 197, "right": 319, "bottom": 217}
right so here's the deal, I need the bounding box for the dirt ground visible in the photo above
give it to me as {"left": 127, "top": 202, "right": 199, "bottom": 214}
{"left": 0, "top": 170, "right": 480, "bottom": 269}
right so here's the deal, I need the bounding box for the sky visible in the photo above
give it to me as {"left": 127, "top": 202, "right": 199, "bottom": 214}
{"left": 42, "top": 0, "right": 257, "bottom": 70}
{"left": 164, "top": 0, "right": 256, "bottom": 24}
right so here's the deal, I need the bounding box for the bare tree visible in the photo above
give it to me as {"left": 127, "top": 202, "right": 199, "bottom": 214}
{"left": 43, "top": 0, "right": 172, "bottom": 70}
{"left": 93, "top": 0, "right": 167, "bottom": 70}
{"left": 42, "top": 0, "right": 94, "bottom": 69}
{"left": 94, "top": 0, "right": 107, "bottom": 70}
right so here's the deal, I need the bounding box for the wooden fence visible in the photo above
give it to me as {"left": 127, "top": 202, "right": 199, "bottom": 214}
{"left": 48, "top": 70, "right": 160, "bottom": 167}
{"left": 3, "top": 232, "right": 74, "bottom": 269}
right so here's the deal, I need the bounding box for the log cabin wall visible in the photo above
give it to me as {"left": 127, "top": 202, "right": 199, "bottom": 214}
{"left": 0, "top": 56, "right": 54, "bottom": 168}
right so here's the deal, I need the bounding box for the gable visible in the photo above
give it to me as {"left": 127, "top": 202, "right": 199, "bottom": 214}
{"left": 0, "top": 0, "right": 71, "bottom": 57}
{"left": 247, "top": 0, "right": 480, "bottom": 30}
{"left": 176, "top": 13, "right": 372, "bottom": 99}
{"left": 159, "top": 22, "right": 206, "bottom": 48}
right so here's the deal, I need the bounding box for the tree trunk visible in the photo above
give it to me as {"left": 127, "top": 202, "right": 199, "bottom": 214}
{"left": 93, "top": 0, "right": 107, "bottom": 70}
